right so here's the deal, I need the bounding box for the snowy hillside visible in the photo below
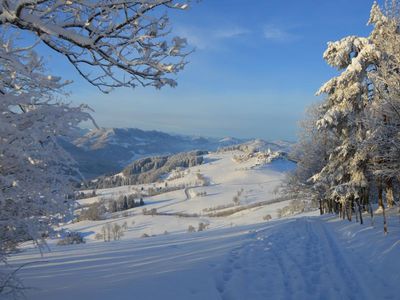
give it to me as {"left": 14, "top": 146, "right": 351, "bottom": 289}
{"left": 4, "top": 148, "right": 400, "bottom": 300}
{"left": 76, "top": 149, "right": 297, "bottom": 238}
{"left": 6, "top": 216, "right": 400, "bottom": 300}
{"left": 87, "top": 150, "right": 207, "bottom": 189}
{"left": 4, "top": 149, "right": 295, "bottom": 294}
{"left": 60, "top": 127, "right": 290, "bottom": 178}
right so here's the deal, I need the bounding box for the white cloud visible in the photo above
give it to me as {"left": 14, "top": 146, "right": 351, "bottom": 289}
{"left": 174, "top": 25, "right": 250, "bottom": 50}
{"left": 213, "top": 27, "right": 250, "bottom": 39}
{"left": 263, "top": 25, "right": 300, "bottom": 42}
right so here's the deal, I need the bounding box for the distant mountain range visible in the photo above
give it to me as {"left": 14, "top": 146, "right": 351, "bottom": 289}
{"left": 60, "top": 127, "right": 293, "bottom": 179}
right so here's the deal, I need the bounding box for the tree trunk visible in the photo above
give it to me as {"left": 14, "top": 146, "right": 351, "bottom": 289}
{"left": 386, "top": 178, "right": 395, "bottom": 208}
{"left": 356, "top": 199, "right": 363, "bottom": 225}
{"left": 361, "top": 187, "right": 368, "bottom": 211}
{"left": 378, "top": 182, "right": 384, "bottom": 210}
{"left": 334, "top": 199, "right": 339, "bottom": 215}
{"left": 319, "top": 199, "right": 323, "bottom": 215}
{"left": 329, "top": 198, "right": 334, "bottom": 213}
{"left": 346, "top": 200, "right": 352, "bottom": 221}
{"left": 355, "top": 202, "right": 359, "bottom": 223}
{"left": 341, "top": 202, "right": 346, "bottom": 220}
{"left": 383, "top": 203, "right": 388, "bottom": 235}
{"left": 378, "top": 179, "right": 388, "bottom": 234}
{"left": 369, "top": 202, "right": 374, "bottom": 226}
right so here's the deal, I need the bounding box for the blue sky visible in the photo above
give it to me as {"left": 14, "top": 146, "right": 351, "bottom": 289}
{"left": 44, "top": 0, "right": 377, "bottom": 141}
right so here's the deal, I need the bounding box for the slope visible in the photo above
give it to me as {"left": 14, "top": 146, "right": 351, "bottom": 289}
{"left": 5, "top": 216, "right": 400, "bottom": 300}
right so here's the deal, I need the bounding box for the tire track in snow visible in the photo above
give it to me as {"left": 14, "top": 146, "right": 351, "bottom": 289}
{"left": 215, "top": 218, "right": 374, "bottom": 300}
{"left": 317, "top": 220, "right": 370, "bottom": 300}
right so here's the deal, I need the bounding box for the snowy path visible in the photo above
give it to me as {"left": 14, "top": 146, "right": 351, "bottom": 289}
{"left": 215, "top": 218, "right": 371, "bottom": 300}
{"left": 5, "top": 216, "right": 400, "bottom": 300}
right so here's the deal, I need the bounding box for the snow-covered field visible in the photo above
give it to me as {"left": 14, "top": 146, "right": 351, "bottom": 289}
{"left": 6, "top": 215, "right": 400, "bottom": 300}
{"left": 71, "top": 151, "right": 297, "bottom": 239}
{"left": 4, "top": 150, "right": 400, "bottom": 299}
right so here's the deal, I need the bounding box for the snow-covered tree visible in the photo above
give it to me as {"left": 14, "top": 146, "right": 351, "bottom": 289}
{"left": 366, "top": 2, "right": 400, "bottom": 209}
{"left": 311, "top": 4, "right": 383, "bottom": 222}
{"left": 0, "top": 37, "right": 95, "bottom": 296}
{"left": 306, "top": 3, "right": 400, "bottom": 223}
{"left": 289, "top": 1, "right": 400, "bottom": 232}
{"left": 283, "top": 102, "right": 338, "bottom": 214}
{"left": 1, "top": 1, "right": 193, "bottom": 296}
{"left": 0, "top": 0, "right": 191, "bottom": 92}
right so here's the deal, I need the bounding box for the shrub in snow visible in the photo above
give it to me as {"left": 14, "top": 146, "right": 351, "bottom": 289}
{"left": 122, "top": 222, "right": 128, "bottom": 231}
{"left": 99, "top": 223, "right": 126, "bottom": 242}
{"left": 263, "top": 214, "right": 272, "bottom": 221}
{"left": 188, "top": 189, "right": 207, "bottom": 198}
{"left": 203, "top": 203, "right": 235, "bottom": 212}
{"left": 57, "top": 232, "right": 85, "bottom": 246}
{"left": 197, "top": 222, "right": 209, "bottom": 232}
{"left": 111, "top": 224, "right": 124, "bottom": 240}
{"left": 195, "top": 172, "right": 210, "bottom": 186}
{"left": 143, "top": 208, "right": 158, "bottom": 216}
{"left": 277, "top": 200, "right": 311, "bottom": 218}
{"left": 94, "top": 233, "right": 104, "bottom": 241}
{"left": 232, "top": 189, "right": 244, "bottom": 206}
{"left": 175, "top": 212, "right": 199, "bottom": 218}
{"left": 78, "top": 202, "right": 106, "bottom": 221}
{"left": 101, "top": 224, "right": 112, "bottom": 242}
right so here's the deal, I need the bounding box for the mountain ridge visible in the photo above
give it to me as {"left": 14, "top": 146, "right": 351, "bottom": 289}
{"left": 62, "top": 127, "right": 292, "bottom": 178}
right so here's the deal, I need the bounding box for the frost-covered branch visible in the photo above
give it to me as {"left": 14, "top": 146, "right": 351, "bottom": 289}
{"left": 0, "top": 37, "right": 94, "bottom": 288}
{"left": 0, "top": 0, "right": 192, "bottom": 92}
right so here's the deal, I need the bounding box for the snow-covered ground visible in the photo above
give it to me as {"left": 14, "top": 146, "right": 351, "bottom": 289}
{"left": 73, "top": 151, "right": 297, "bottom": 239}
{"left": 6, "top": 215, "right": 400, "bottom": 300}
{"left": 4, "top": 150, "right": 400, "bottom": 299}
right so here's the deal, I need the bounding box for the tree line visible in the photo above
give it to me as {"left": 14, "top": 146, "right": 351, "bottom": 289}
{"left": 285, "top": 1, "right": 400, "bottom": 234}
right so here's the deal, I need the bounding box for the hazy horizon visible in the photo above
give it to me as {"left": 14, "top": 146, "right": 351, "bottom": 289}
{"left": 80, "top": 124, "right": 297, "bottom": 143}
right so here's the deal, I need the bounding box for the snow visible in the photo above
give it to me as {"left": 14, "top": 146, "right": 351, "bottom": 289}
{"left": 4, "top": 150, "right": 400, "bottom": 299}
{"left": 75, "top": 151, "right": 296, "bottom": 238}
{"left": 216, "top": 216, "right": 400, "bottom": 300}
{"left": 5, "top": 215, "right": 400, "bottom": 300}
